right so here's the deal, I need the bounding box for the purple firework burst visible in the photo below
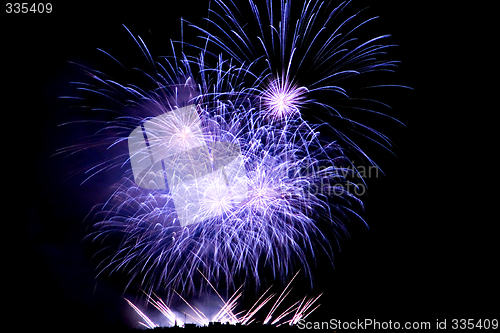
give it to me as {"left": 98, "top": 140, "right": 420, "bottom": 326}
{"left": 59, "top": 0, "right": 403, "bottom": 301}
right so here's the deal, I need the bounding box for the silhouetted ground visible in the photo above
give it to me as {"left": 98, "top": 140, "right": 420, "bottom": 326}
{"left": 18, "top": 322, "right": 300, "bottom": 333}
{"left": 144, "top": 323, "right": 298, "bottom": 332}
{"left": 126, "top": 323, "right": 299, "bottom": 333}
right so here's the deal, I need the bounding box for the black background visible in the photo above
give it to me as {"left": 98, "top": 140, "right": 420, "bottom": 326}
{"left": 3, "top": 1, "right": 496, "bottom": 331}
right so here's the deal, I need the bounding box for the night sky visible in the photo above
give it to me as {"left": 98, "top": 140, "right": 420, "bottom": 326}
{"left": 3, "top": 1, "right": 496, "bottom": 331}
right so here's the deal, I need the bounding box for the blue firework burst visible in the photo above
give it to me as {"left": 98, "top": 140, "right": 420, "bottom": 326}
{"left": 59, "top": 0, "right": 404, "bottom": 300}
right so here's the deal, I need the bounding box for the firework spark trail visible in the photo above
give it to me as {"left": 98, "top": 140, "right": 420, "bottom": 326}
{"left": 59, "top": 0, "right": 403, "bottom": 303}
{"left": 238, "top": 286, "right": 275, "bottom": 325}
{"left": 263, "top": 270, "right": 299, "bottom": 325}
{"left": 126, "top": 279, "right": 321, "bottom": 327}
{"left": 192, "top": 0, "right": 404, "bottom": 162}
{"left": 287, "top": 294, "right": 322, "bottom": 326}
{"left": 172, "top": 290, "right": 209, "bottom": 326}
{"left": 145, "top": 293, "right": 178, "bottom": 326}
{"left": 124, "top": 298, "right": 158, "bottom": 329}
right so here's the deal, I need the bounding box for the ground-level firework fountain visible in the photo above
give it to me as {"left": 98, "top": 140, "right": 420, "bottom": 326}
{"left": 126, "top": 273, "right": 321, "bottom": 328}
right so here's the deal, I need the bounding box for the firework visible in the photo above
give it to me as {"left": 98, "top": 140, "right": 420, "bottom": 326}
{"left": 126, "top": 272, "right": 321, "bottom": 328}
{"left": 60, "top": 0, "right": 403, "bottom": 303}
{"left": 193, "top": 0, "right": 403, "bottom": 161}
